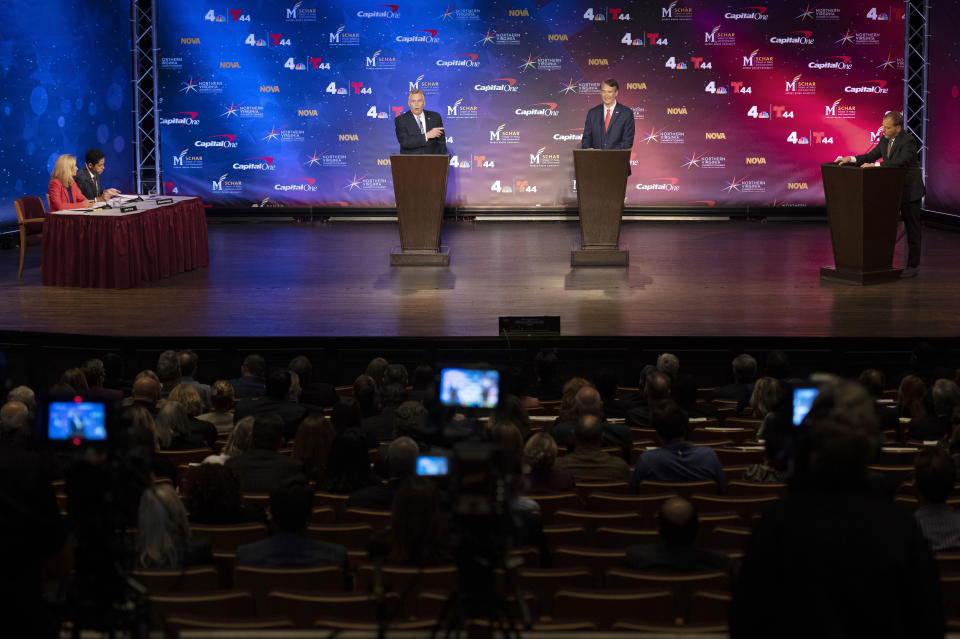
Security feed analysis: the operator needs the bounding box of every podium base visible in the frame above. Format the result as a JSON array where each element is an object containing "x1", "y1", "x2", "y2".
[
  {"x1": 571, "y1": 248, "x2": 629, "y2": 267},
  {"x1": 820, "y1": 266, "x2": 902, "y2": 285},
  {"x1": 390, "y1": 247, "x2": 451, "y2": 266}
]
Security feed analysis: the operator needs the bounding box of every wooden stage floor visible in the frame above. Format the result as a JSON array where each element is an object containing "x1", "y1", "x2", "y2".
[{"x1": 3, "y1": 220, "x2": 958, "y2": 338}]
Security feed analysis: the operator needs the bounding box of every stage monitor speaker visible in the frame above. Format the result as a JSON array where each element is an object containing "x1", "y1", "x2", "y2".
[{"x1": 498, "y1": 316, "x2": 561, "y2": 337}]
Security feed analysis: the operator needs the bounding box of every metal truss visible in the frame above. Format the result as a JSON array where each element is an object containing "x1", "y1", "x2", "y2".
[
  {"x1": 903, "y1": 0, "x2": 928, "y2": 187},
  {"x1": 131, "y1": 0, "x2": 161, "y2": 195}
]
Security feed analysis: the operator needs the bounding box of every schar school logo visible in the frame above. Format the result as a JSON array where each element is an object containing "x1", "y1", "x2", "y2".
[
  {"x1": 785, "y1": 74, "x2": 816, "y2": 95},
  {"x1": 770, "y1": 31, "x2": 814, "y2": 45},
  {"x1": 233, "y1": 157, "x2": 277, "y2": 171},
  {"x1": 195, "y1": 134, "x2": 238, "y2": 148},
  {"x1": 636, "y1": 177, "x2": 681, "y2": 191},
  {"x1": 515, "y1": 102, "x2": 559, "y2": 117},
  {"x1": 725, "y1": 6, "x2": 768, "y2": 20},
  {"x1": 329, "y1": 25, "x2": 360, "y2": 45},
  {"x1": 474, "y1": 77, "x2": 518, "y2": 92},
  {"x1": 809, "y1": 56, "x2": 853, "y2": 70},
  {"x1": 286, "y1": 2, "x2": 318, "y2": 21},
  {"x1": 365, "y1": 50, "x2": 398, "y2": 71},
  {"x1": 529, "y1": 147, "x2": 561, "y2": 167},
  {"x1": 661, "y1": 1, "x2": 693, "y2": 21},
  {"x1": 436, "y1": 53, "x2": 479, "y2": 68},
  {"x1": 211, "y1": 174, "x2": 243, "y2": 192},
  {"x1": 447, "y1": 98, "x2": 479, "y2": 119},
  {"x1": 275, "y1": 178, "x2": 319, "y2": 192},
  {"x1": 742, "y1": 49, "x2": 774, "y2": 70},
  {"x1": 160, "y1": 111, "x2": 200, "y2": 125},
  {"x1": 357, "y1": 4, "x2": 399, "y2": 18},
  {"x1": 489, "y1": 124, "x2": 521, "y2": 144},
  {"x1": 704, "y1": 26, "x2": 735, "y2": 45},
  {"x1": 844, "y1": 80, "x2": 889, "y2": 94},
  {"x1": 824, "y1": 98, "x2": 856, "y2": 119},
  {"x1": 408, "y1": 74, "x2": 440, "y2": 94},
  {"x1": 397, "y1": 29, "x2": 439, "y2": 43},
  {"x1": 171, "y1": 148, "x2": 203, "y2": 168}
]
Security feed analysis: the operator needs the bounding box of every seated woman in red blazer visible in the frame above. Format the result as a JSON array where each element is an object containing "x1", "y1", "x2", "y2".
[{"x1": 48, "y1": 154, "x2": 93, "y2": 211}]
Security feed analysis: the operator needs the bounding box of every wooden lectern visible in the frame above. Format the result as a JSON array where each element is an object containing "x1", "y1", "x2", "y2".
[
  {"x1": 820, "y1": 163, "x2": 905, "y2": 285},
  {"x1": 389, "y1": 154, "x2": 450, "y2": 266},
  {"x1": 572, "y1": 149, "x2": 630, "y2": 266}
]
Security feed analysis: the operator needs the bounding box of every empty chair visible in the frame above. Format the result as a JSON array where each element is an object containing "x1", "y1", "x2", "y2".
[
  {"x1": 875, "y1": 447, "x2": 921, "y2": 466},
  {"x1": 416, "y1": 590, "x2": 537, "y2": 622},
  {"x1": 157, "y1": 448, "x2": 214, "y2": 467},
  {"x1": 722, "y1": 466, "x2": 749, "y2": 481},
  {"x1": 242, "y1": 493, "x2": 271, "y2": 510},
  {"x1": 306, "y1": 523, "x2": 373, "y2": 550},
  {"x1": 314, "y1": 618, "x2": 437, "y2": 630},
  {"x1": 869, "y1": 465, "x2": 914, "y2": 491},
  {"x1": 543, "y1": 524, "x2": 588, "y2": 548},
  {"x1": 132, "y1": 566, "x2": 219, "y2": 594},
  {"x1": 554, "y1": 510, "x2": 643, "y2": 544},
  {"x1": 14, "y1": 196, "x2": 45, "y2": 279},
  {"x1": 637, "y1": 480, "x2": 718, "y2": 498},
  {"x1": 355, "y1": 564, "x2": 457, "y2": 612},
  {"x1": 515, "y1": 567, "x2": 592, "y2": 618},
  {"x1": 191, "y1": 523, "x2": 269, "y2": 554},
  {"x1": 264, "y1": 591, "x2": 392, "y2": 628},
  {"x1": 702, "y1": 525, "x2": 752, "y2": 552},
  {"x1": 723, "y1": 417, "x2": 763, "y2": 429},
  {"x1": 532, "y1": 620, "x2": 598, "y2": 631},
  {"x1": 553, "y1": 546, "x2": 628, "y2": 586},
  {"x1": 585, "y1": 492, "x2": 673, "y2": 527},
  {"x1": 689, "y1": 590, "x2": 733, "y2": 625},
  {"x1": 725, "y1": 481, "x2": 787, "y2": 497},
  {"x1": 309, "y1": 507, "x2": 336, "y2": 524},
  {"x1": 553, "y1": 588, "x2": 675, "y2": 629},
  {"x1": 594, "y1": 526, "x2": 659, "y2": 549},
  {"x1": 605, "y1": 570, "x2": 730, "y2": 622},
  {"x1": 149, "y1": 589, "x2": 256, "y2": 629},
  {"x1": 343, "y1": 507, "x2": 392, "y2": 531},
  {"x1": 313, "y1": 492, "x2": 350, "y2": 520},
  {"x1": 165, "y1": 615, "x2": 294, "y2": 632},
  {"x1": 574, "y1": 482, "x2": 630, "y2": 501},
  {"x1": 234, "y1": 565, "x2": 345, "y2": 610},
  {"x1": 525, "y1": 493, "x2": 581, "y2": 522},
  {"x1": 691, "y1": 428, "x2": 755, "y2": 445},
  {"x1": 690, "y1": 494, "x2": 779, "y2": 523}
]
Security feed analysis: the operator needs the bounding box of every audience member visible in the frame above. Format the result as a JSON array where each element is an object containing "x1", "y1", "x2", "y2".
[
  {"x1": 186, "y1": 463, "x2": 263, "y2": 525},
  {"x1": 750, "y1": 376, "x2": 781, "y2": 439},
  {"x1": 657, "y1": 352, "x2": 680, "y2": 382},
  {"x1": 897, "y1": 374, "x2": 928, "y2": 423},
  {"x1": 156, "y1": 401, "x2": 210, "y2": 450},
  {"x1": 625, "y1": 497, "x2": 733, "y2": 573},
  {"x1": 236, "y1": 479, "x2": 349, "y2": 575},
  {"x1": 393, "y1": 400, "x2": 426, "y2": 446},
  {"x1": 135, "y1": 483, "x2": 212, "y2": 569},
  {"x1": 317, "y1": 428, "x2": 374, "y2": 494},
  {"x1": 909, "y1": 379, "x2": 959, "y2": 442},
  {"x1": 353, "y1": 374, "x2": 380, "y2": 419},
  {"x1": 731, "y1": 380, "x2": 943, "y2": 637},
  {"x1": 348, "y1": 436, "x2": 419, "y2": 509},
  {"x1": 555, "y1": 385, "x2": 631, "y2": 459},
  {"x1": 204, "y1": 416, "x2": 254, "y2": 465},
  {"x1": 490, "y1": 394, "x2": 533, "y2": 440},
  {"x1": 713, "y1": 353, "x2": 757, "y2": 408},
  {"x1": 197, "y1": 380, "x2": 236, "y2": 434},
  {"x1": 230, "y1": 354, "x2": 267, "y2": 399},
  {"x1": 859, "y1": 368, "x2": 901, "y2": 438},
  {"x1": 365, "y1": 357, "x2": 390, "y2": 392},
  {"x1": 523, "y1": 432, "x2": 576, "y2": 494},
  {"x1": 387, "y1": 477, "x2": 451, "y2": 566},
  {"x1": 102, "y1": 352, "x2": 131, "y2": 395},
  {"x1": 47, "y1": 153, "x2": 92, "y2": 211},
  {"x1": 178, "y1": 350, "x2": 211, "y2": 410},
  {"x1": 156, "y1": 350, "x2": 181, "y2": 398},
  {"x1": 80, "y1": 359, "x2": 123, "y2": 400},
  {"x1": 289, "y1": 355, "x2": 339, "y2": 407},
  {"x1": 763, "y1": 349, "x2": 793, "y2": 381},
  {"x1": 6, "y1": 386, "x2": 36, "y2": 418},
  {"x1": 914, "y1": 447, "x2": 960, "y2": 551},
  {"x1": 226, "y1": 414, "x2": 304, "y2": 494},
  {"x1": 234, "y1": 367, "x2": 309, "y2": 443},
  {"x1": 169, "y1": 383, "x2": 217, "y2": 448},
  {"x1": 0, "y1": 401, "x2": 30, "y2": 446},
  {"x1": 292, "y1": 416, "x2": 335, "y2": 485},
  {"x1": 60, "y1": 368, "x2": 89, "y2": 393},
  {"x1": 555, "y1": 414, "x2": 630, "y2": 483},
  {"x1": 362, "y1": 382, "x2": 405, "y2": 445},
  {"x1": 407, "y1": 364, "x2": 435, "y2": 402},
  {"x1": 743, "y1": 435, "x2": 785, "y2": 484},
  {"x1": 626, "y1": 370, "x2": 672, "y2": 428},
  {"x1": 331, "y1": 397, "x2": 363, "y2": 433},
  {"x1": 632, "y1": 401, "x2": 725, "y2": 491},
  {"x1": 672, "y1": 373, "x2": 718, "y2": 420},
  {"x1": 594, "y1": 369, "x2": 634, "y2": 418},
  {"x1": 555, "y1": 377, "x2": 593, "y2": 426},
  {"x1": 127, "y1": 373, "x2": 161, "y2": 414}
]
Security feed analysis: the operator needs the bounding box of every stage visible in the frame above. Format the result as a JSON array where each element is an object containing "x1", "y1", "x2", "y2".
[{"x1": 4, "y1": 220, "x2": 958, "y2": 338}]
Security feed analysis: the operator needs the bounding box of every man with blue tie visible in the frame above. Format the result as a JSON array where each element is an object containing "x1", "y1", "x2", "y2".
[
  {"x1": 581, "y1": 78, "x2": 635, "y2": 152},
  {"x1": 394, "y1": 88, "x2": 447, "y2": 154}
]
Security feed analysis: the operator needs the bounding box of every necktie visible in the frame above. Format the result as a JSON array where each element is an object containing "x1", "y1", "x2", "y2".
[
  {"x1": 604, "y1": 108, "x2": 611, "y2": 132},
  {"x1": 886, "y1": 137, "x2": 894, "y2": 159},
  {"x1": 418, "y1": 115, "x2": 425, "y2": 135}
]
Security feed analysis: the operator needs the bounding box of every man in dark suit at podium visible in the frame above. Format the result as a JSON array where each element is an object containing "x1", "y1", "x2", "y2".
[
  {"x1": 836, "y1": 111, "x2": 925, "y2": 278},
  {"x1": 395, "y1": 88, "x2": 447, "y2": 154},
  {"x1": 581, "y1": 78, "x2": 635, "y2": 152}
]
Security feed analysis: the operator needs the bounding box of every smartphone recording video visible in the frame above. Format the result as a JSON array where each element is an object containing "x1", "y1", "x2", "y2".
[
  {"x1": 438, "y1": 368, "x2": 499, "y2": 409},
  {"x1": 792, "y1": 387, "x2": 819, "y2": 426},
  {"x1": 416, "y1": 455, "x2": 449, "y2": 476},
  {"x1": 45, "y1": 397, "x2": 108, "y2": 444}
]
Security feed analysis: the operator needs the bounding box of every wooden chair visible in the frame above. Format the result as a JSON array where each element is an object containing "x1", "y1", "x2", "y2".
[
  {"x1": 702, "y1": 525, "x2": 752, "y2": 552},
  {"x1": 191, "y1": 523, "x2": 269, "y2": 553},
  {"x1": 631, "y1": 427, "x2": 657, "y2": 442},
  {"x1": 132, "y1": 566, "x2": 219, "y2": 594},
  {"x1": 637, "y1": 480, "x2": 718, "y2": 498},
  {"x1": 612, "y1": 621, "x2": 728, "y2": 633},
  {"x1": 553, "y1": 588, "x2": 675, "y2": 629},
  {"x1": 714, "y1": 448, "x2": 766, "y2": 467},
  {"x1": 148, "y1": 589, "x2": 255, "y2": 629},
  {"x1": 306, "y1": 523, "x2": 373, "y2": 549},
  {"x1": 875, "y1": 447, "x2": 921, "y2": 466},
  {"x1": 532, "y1": 620, "x2": 598, "y2": 631},
  {"x1": 165, "y1": 615, "x2": 294, "y2": 631},
  {"x1": 14, "y1": 196, "x2": 45, "y2": 279},
  {"x1": 554, "y1": 510, "x2": 643, "y2": 544},
  {"x1": 309, "y1": 507, "x2": 336, "y2": 524},
  {"x1": 942, "y1": 574, "x2": 960, "y2": 619},
  {"x1": 691, "y1": 494, "x2": 779, "y2": 523},
  {"x1": 264, "y1": 591, "x2": 392, "y2": 628},
  {"x1": 593, "y1": 526, "x2": 659, "y2": 549},
  {"x1": 314, "y1": 618, "x2": 437, "y2": 630},
  {"x1": 724, "y1": 417, "x2": 762, "y2": 429},
  {"x1": 689, "y1": 590, "x2": 733, "y2": 625},
  {"x1": 722, "y1": 465, "x2": 749, "y2": 481},
  {"x1": 416, "y1": 590, "x2": 538, "y2": 622},
  {"x1": 234, "y1": 565, "x2": 345, "y2": 610},
  {"x1": 156, "y1": 448, "x2": 213, "y2": 467},
  {"x1": 515, "y1": 568, "x2": 592, "y2": 618},
  {"x1": 543, "y1": 523, "x2": 588, "y2": 548},
  {"x1": 574, "y1": 481, "x2": 630, "y2": 500},
  {"x1": 242, "y1": 493, "x2": 271, "y2": 510},
  {"x1": 343, "y1": 507, "x2": 392, "y2": 531},
  {"x1": 212, "y1": 552, "x2": 235, "y2": 588},
  {"x1": 695, "y1": 514, "x2": 742, "y2": 546},
  {"x1": 525, "y1": 493, "x2": 581, "y2": 522},
  {"x1": 869, "y1": 465, "x2": 914, "y2": 490},
  {"x1": 552, "y1": 546, "x2": 628, "y2": 586},
  {"x1": 691, "y1": 428, "x2": 755, "y2": 445},
  {"x1": 688, "y1": 417, "x2": 721, "y2": 429},
  {"x1": 725, "y1": 481, "x2": 787, "y2": 497},
  {"x1": 313, "y1": 491, "x2": 350, "y2": 520},
  {"x1": 604, "y1": 569, "x2": 730, "y2": 623},
  {"x1": 585, "y1": 492, "x2": 673, "y2": 527},
  {"x1": 936, "y1": 552, "x2": 960, "y2": 574},
  {"x1": 355, "y1": 564, "x2": 457, "y2": 612}
]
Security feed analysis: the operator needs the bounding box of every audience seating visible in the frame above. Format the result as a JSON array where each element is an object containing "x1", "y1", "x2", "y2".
[
  {"x1": 702, "y1": 525, "x2": 752, "y2": 552},
  {"x1": 264, "y1": 591, "x2": 393, "y2": 628},
  {"x1": 313, "y1": 492, "x2": 350, "y2": 520},
  {"x1": 191, "y1": 523, "x2": 269, "y2": 553},
  {"x1": 574, "y1": 482, "x2": 630, "y2": 500},
  {"x1": 688, "y1": 590, "x2": 733, "y2": 626},
  {"x1": 306, "y1": 523, "x2": 373, "y2": 549},
  {"x1": 234, "y1": 565, "x2": 345, "y2": 610},
  {"x1": 690, "y1": 494, "x2": 779, "y2": 522},
  {"x1": 343, "y1": 507, "x2": 392, "y2": 530},
  {"x1": 415, "y1": 590, "x2": 538, "y2": 622},
  {"x1": 212, "y1": 552, "x2": 236, "y2": 588},
  {"x1": 605, "y1": 569, "x2": 730, "y2": 623},
  {"x1": 869, "y1": 465, "x2": 915, "y2": 490},
  {"x1": 554, "y1": 510, "x2": 644, "y2": 544},
  {"x1": 942, "y1": 574, "x2": 960, "y2": 619},
  {"x1": 593, "y1": 526, "x2": 659, "y2": 548},
  {"x1": 723, "y1": 417, "x2": 761, "y2": 429},
  {"x1": 525, "y1": 493, "x2": 581, "y2": 522},
  {"x1": 726, "y1": 481, "x2": 787, "y2": 497},
  {"x1": 355, "y1": 564, "x2": 457, "y2": 612},
  {"x1": 631, "y1": 428, "x2": 657, "y2": 442},
  {"x1": 637, "y1": 480, "x2": 718, "y2": 498},
  {"x1": 309, "y1": 507, "x2": 336, "y2": 524},
  {"x1": 722, "y1": 465, "x2": 749, "y2": 481},
  {"x1": 148, "y1": 589, "x2": 256, "y2": 628},
  {"x1": 553, "y1": 588, "x2": 676, "y2": 628},
  {"x1": 714, "y1": 448, "x2": 765, "y2": 466},
  {"x1": 165, "y1": 615, "x2": 295, "y2": 631},
  {"x1": 157, "y1": 449, "x2": 212, "y2": 467},
  {"x1": 515, "y1": 567, "x2": 592, "y2": 618},
  {"x1": 612, "y1": 621, "x2": 729, "y2": 633},
  {"x1": 585, "y1": 491, "x2": 672, "y2": 527},
  {"x1": 552, "y1": 546, "x2": 628, "y2": 586},
  {"x1": 691, "y1": 428, "x2": 755, "y2": 445},
  {"x1": 936, "y1": 552, "x2": 960, "y2": 574},
  {"x1": 13, "y1": 195, "x2": 45, "y2": 279},
  {"x1": 313, "y1": 618, "x2": 437, "y2": 630},
  {"x1": 876, "y1": 447, "x2": 921, "y2": 466},
  {"x1": 132, "y1": 566, "x2": 219, "y2": 594},
  {"x1": 543, "y1": 523, "x2": 588, "y2": 547},
  {"x1": 242, "y1": 493, "x2": 271, "y2": 510}
]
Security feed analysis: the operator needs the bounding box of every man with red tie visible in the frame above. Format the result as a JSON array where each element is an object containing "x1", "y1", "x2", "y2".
[{"x1": 581, "y1": 78, "x2": 635, "y2": 152}]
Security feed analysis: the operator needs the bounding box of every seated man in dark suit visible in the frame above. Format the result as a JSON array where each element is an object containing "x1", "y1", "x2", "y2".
[
  {"x1": 234, "y1": 368, "x2": 308, "y2": 443},
  {"x1": 554, "y1": 414, "x2": 630, "y2": 483},
  {"x1": 229, "y1": 354, "x2": 267, "y2": 400},
  {"x1": 73, "y1": 148, "x2": 120, "y2": 202},
  {"x1": 909, "y1": 379, "x2": 959, "y2": 442},
  {"x1": 553, "y1": 386, "x2": 632, "y2": 460},
  {"x1": 226, "y1": 413, "x2": 305, "y2": 494},
  {"x1": 626, "y1": 497, "x2": 733, "y2": 573},
  {"x1": 347, "y1": 436, "x2": 419, "y2": 510},
  {"x1": 236, "y1": 478, "x2": 350, "y2": 578},
  {"x1": 631, "y1": 401, "x2": 726, "y2": 492},
  {"x1": 914, "y1": 447, "x2": 960, "y2": 551},
  {"x1": 712, "y1": 353, "x2": 757, "y2": 411},
  {"x1": 625, "y1": 371, "x2": 672, "y2": 428},
  {"x1": 289, "y1": 355, "x2": 339, "y2": 408},
  {"x1": 361, "y1": 382, "x2": 405, "y2": 446}
]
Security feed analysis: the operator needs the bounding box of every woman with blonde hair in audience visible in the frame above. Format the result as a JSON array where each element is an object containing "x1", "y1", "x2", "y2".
[
  {"x1": 523, "y1": 432, "x2": 576, "y2": 494},
  {"x1": 750, "y1": 377, "x2": 782, "y2": 439},
  {"x1": 136, "y1": 483, "x2": 212, "y2": 569},
  {"x1": 292, "y1": 415, "x2": 335, "y2": 484},
  {"x1": 197, "y1": 380, "x2": 236, "y2": 434},
  {"x1": 203, "y1": 416, "x2": 254, "y2": 465},
  {"x1": 48, "y1": 153, "x2": 93, "y2": 211},
  {"x1": 169, "y1": 384, "x2": 204, "y2": 418},
  {"x1": 156, "y1": 401, "x2": 207, "y2": 450}
]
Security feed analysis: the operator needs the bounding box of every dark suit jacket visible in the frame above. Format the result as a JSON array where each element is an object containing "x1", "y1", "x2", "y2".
[
  {"x1": 300, "y1": 382, "x2": 339, "y2": 408},
  {"x1": 73, "y1": 166, "x2": 103, "y2": 200},
  {"x1": 361, "y1": 408, "x2": 397, "y2": 445},
  {"x1": 625, "y1": 542, "x2": 733, "y2": 574},
  {"x1": 581, "y1": 102, "x2": 635, "y2": 150},
  {"x1": 225, "y1": 449, "x2": 305, "y2": 494},
  {"x1": 236, "y1": 532, "x2": 349, "y2": 574},
  {"x1": 854, "y1": 130, "x2": 925, "y2": 201},
  {"x1": 346, "y1": 479, "x2": 401, "y2": 510},
  {"x1": 229, "y1": 375, "x2": 265, "y2": 400},
  {"x1": 234, "y1": 398, "x2": 308, "y2": 442},
  {"x1": 553, "y1": 419, "x2": 632, "y2": 460},
  {"x1": 395, "y1": 109, "x2": 447, "y2": 154}
]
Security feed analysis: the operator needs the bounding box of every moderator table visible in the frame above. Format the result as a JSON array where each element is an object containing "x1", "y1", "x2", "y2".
[{"x1": 42, "y1": 196, "x2": 209, "y2": 289}]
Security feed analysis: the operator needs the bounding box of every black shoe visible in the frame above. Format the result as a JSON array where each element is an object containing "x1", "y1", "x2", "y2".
[{"x1": 900, "y1": 267, "x2": 918, "y2": 278}]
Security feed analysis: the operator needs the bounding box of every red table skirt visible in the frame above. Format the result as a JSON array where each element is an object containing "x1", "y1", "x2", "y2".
[{"x1": 42, "y1": 198, "x2": 209, "y2": 289}]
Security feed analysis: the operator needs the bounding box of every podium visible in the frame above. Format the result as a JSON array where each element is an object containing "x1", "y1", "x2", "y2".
[
  {"x1": 572, "y1": 149, "x2": 630, "y2": 266},
  {"x1": 819, "y1": 163, "x2": 905, "y2": 285},
  {"x1": 389, "y1": 154, "x2": 450, "y2": 266}
]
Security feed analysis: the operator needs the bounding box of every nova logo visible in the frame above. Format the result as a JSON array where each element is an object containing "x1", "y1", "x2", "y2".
[
  {"x1": 220, "y1": 61, "x2": 241, "y2": 68},
  {"x1": 705, "y1": 132, "x2": 726, "y2": 139},
  {"x1": 260, "y1": 85, "x2": 280, "y2": 93},
  {"x1": 745, "y1": 157, "x2": 766, "y2": 164},
  {"x1": 588, "y1": 58, "x2": 609, "y2": 65},
  {"x1": 787, "y1": 182, "x2": 809, "y2": 190},
  {"x1": 180, "y1": 37, "x2": 201, "y2": 44},
  {"x1": 338, "y1": 134, "x2": 359, "y2": 141},
  {"x1": 666, "y1": 107, "x2": 688, "y2": 115},
  {"x1": 509, "y1": 9, "x2": 529, "y2": 16},
  {"x1": 298, "y1": 109, "x2": 318, "y2": 116},
  {"x1": 626, "y1": 82, "x2": 647, "y2": 90},
  {"x1": 376, "y1": 158, "x2": 392, "y2": 166},
  {"x1": 548, "y1": 34, "x2": 568, "y2": 41}
]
